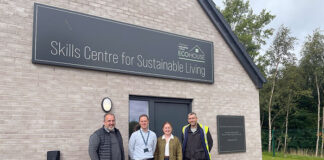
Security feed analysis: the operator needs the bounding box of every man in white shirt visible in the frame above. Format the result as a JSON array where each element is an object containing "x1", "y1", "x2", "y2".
[{"x1": 129, "y1": 114, "x2": 157, "y2": 160}]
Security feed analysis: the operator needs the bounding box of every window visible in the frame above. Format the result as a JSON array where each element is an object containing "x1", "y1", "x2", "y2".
[{"x1": 129, "y1": 100, "x2": 148, "y2": 137}]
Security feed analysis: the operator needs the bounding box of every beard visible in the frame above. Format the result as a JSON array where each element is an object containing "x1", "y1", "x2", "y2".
[{"x1": 106, "y1": 126, "x2": 115, "y2": 131}]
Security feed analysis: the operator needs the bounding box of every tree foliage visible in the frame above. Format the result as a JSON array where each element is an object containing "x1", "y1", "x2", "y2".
[
  {"x1": 221, "y1": 0, "x2": 275, "y2": 61},
  {"x1": 299, "y1": 29, "x2": 324, "y2": 156},
  {"x1": 219, "y1": 0, "x2": 324, "y2": 155},
  {"x1": 260, "y1": 29, "x2": 324, "y2": 156}
]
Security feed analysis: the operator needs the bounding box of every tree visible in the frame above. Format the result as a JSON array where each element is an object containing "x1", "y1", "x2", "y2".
[
  {"x1": 264, "y1": 25, "x2": 296, "y2": 152},
  {"x1": 322, "y1": 88, "x2": 324, "y2": 157},
  {"x1": 278, "y1": 64, "x2": 303, "y2": 153},
  {"x1": 300, "y1": 29, "x2": 324, "y2": 156},
  {"x1": 221, "y1": 0, "x2": 275, "y2": 61}
]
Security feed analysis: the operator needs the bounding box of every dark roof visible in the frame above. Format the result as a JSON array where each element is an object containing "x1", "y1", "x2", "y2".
[{"x1": 198, "y1": 0, "x2": 266, "y2": 89}]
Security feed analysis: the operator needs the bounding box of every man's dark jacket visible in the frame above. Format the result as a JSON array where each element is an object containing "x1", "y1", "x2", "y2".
[
  {"x1": 182, "y1": 124, "x2": 213, "y2": 160},
  {"x1": 89, "y1": 126, "x2": 125, "y2": 160}
]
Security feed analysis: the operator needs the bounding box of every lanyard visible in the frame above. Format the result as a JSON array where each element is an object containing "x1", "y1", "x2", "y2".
[{"x1": 140, "y1": 130, "x2": 150, "y2": 146}]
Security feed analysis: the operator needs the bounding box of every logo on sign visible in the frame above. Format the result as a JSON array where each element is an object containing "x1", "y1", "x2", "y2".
[{"x1": 177, "y1": 43, "x2": 205, "y2": 63}]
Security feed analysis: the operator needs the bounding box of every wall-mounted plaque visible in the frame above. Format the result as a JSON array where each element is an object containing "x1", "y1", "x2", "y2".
[{"x1": 217, "y1": 115, "x2": 246, "y2": 153}]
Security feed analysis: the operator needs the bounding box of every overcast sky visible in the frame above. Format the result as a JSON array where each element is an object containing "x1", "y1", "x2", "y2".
[{"x1": 213, "y1": 0, "x2": 324, "y2": 60}]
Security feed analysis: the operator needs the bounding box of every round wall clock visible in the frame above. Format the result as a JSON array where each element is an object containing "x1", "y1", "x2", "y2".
[{"x1": 101, "y1": 97, "x2": 112, "y2": 113}]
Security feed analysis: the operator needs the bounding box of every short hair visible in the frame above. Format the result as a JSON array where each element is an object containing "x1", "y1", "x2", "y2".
[
  {"x1": 188, "y1": 112, "x2": 197, "y2": 117},
  {"x1": 139, "y1": 114, "x2": 149, "y2": 121},
  {"x1": 103, "y1": 113, "x2": 115, "y2": 121},
  {"x1": 162, "y1": 121, "x2": 173, "y2": 129}
]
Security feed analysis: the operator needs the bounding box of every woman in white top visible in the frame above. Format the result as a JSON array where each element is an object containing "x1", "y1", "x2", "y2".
[{"x1": 154, "y1": 122, "x2": 182, "y2": 160}]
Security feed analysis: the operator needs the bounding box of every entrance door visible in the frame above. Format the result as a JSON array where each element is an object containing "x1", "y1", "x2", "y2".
[
  {"x1": 129, "y1": 96, "x2": 191, "y2": 139},
  {"x1": 154, "y1": 102, "x2": 190, "y2": 138}
]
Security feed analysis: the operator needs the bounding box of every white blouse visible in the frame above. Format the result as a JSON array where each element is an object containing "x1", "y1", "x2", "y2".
[{"x1": 162, "y1": 134, "x2": 174, "y2": 156}]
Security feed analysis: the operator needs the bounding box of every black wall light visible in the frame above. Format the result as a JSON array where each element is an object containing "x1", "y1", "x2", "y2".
[{"x1": 101, "y1": 97, "x2": 112, "y2": 112}]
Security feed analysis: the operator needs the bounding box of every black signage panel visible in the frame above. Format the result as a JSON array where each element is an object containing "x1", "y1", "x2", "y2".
[
  {"x1": 217, "y1": 115, "x2": 246, "y2": 153},
  {"x1": 32, "y1": 3, "x2": 214, "y2": 83}
]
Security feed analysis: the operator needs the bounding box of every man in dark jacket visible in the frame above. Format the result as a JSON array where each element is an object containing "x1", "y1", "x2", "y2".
[
  {"x1": 89, "y1": 113, "x2": 125, "y2": 160},
  {"x1": 182, "y1": 112, "x2": 213, "y2": 160}
]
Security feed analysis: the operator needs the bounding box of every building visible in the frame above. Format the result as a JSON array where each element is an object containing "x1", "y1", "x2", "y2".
[{"x1": 0, "y1": 0, "x2": 265, "y2": 159}]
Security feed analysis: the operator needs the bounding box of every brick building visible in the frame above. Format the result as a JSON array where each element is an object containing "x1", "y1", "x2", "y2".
[{"x1": 0, "y1": 0, "x2": 265, "y2": 159}]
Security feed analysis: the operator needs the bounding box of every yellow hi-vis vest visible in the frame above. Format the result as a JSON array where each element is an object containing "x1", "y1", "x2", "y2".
[{"x1": 182, "y1": 123, "x2": 211, "y2": 160}]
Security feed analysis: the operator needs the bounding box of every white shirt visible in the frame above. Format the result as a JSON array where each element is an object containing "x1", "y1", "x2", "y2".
[
  {"x1": 128, "y1": 128, "x2": 157, "y2": 160},
  {"x1": 162, "y1": 134, "x2": 174, "y2": 156}
]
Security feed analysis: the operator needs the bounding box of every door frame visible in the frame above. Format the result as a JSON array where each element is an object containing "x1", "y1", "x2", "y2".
[{"x1": 129, "y1": 95, "x2": 192, "y2": 132}]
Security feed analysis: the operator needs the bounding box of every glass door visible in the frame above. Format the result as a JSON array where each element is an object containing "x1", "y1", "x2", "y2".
[{"x1": 129, "y1": 95, "x2": 192, "y2": 139}]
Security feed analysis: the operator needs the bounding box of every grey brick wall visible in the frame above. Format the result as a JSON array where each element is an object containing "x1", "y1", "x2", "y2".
[{"x1": 0, "y1": 0, "x2": 262, "y2": 159}]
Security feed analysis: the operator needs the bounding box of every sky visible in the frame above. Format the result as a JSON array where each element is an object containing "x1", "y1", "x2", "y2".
[{"x1": 212, "y1": 0, "x2": 324, "y2": 60}]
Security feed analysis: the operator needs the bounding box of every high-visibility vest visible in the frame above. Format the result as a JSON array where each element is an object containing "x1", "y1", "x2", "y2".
[{"x1": 182, "y1": 123, "x2": 211, "y2": 160}]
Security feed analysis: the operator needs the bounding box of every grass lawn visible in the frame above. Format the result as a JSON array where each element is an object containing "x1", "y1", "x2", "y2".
[{"x1": 263, "y1": 152, "x2": 324, "y2": 160}]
